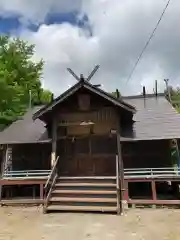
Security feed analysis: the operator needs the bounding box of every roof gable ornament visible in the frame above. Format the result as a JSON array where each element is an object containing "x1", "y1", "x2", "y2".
[
  {"x1": 32, "y1": 65, "x2": 136, "y2": 120},
  {"x1": 67, "y1": 65, "x2": 101, "y2": 88}
]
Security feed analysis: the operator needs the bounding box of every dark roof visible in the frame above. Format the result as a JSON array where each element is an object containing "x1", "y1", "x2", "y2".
[
  {"x1": 33, "y1": 80, "x2": 136, "y2": 120},
  {"x1": 123, "y1": 95, "x2": 180, "y2": 140},
  {"x1": 1, "y1": 94, "x2": 180, "y2": 144},
  {"x1": 123, "y1": 93, "x2": 165, "y2": 99},
  {"x1": 0, "y1": 106, "x2": 50, "y2": 144}
]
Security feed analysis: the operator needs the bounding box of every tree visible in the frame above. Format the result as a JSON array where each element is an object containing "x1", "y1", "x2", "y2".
[
  {"x1": 111, "y1": 89, "x2": 121, "y2": 98},
  {"x1": 165, "y1": 85, "x2": 180, "y2": 113},
  {"x1": 0, "y1": 36, "x2": 52, "y2": 126},
  {"x1": 39, "y1": 89, "x2": 53, "y2": 104}
]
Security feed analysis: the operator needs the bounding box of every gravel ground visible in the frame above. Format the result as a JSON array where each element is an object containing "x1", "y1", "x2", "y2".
[{"x1": 0, "y1": 207, "x2": 180, "y2": 240}]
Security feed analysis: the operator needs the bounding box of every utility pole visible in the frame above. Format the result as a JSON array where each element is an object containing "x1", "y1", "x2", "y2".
[
  {"x1": 164, "y1": 79, "x2": 172, "y2": 103},
  {"x1": 155, "y1": 80, "x2": 158, "y2": 97},
  {"x1": 29, "y1": 90, "x2": 32, "y2": 109}
]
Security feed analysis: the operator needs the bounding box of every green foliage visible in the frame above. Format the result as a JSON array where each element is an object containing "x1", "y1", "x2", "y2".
[
  {"x1": 165, "y1": 86, "x2": 180, "y2": 101},
  {"x1": 111, "y1": 89, "x2": 121, "y2": 98},
  {"x1": 39, "y1": 89, "x2": 53, "y2": 104},
  {"x1": 165, "y1": 86, "x2": 180, "y2": 113},
  {"x1": 0, "y1": 36, "x2": 52, "y2": 126}
]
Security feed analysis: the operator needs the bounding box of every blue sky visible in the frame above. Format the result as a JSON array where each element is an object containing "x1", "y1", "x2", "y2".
[
  {"x1": 0, "y1": 16, "x2": 21, "y2": 34},
  {"x1": 0, "y1": 0, "x2": 179, "y2": 95},
  {"x1": 0, "y1": 12, "x2": 89, "y2": 34}
]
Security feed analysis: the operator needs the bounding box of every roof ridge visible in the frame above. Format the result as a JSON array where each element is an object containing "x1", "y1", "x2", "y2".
[
  {"x1": 123, "y1": 93, "x2": 165, "y2": 99},
  {"x1": 33, "y1": 80, "x2": 136, "y2": 120}
]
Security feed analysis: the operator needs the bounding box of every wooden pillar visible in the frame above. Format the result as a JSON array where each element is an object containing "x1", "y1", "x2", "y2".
[
  {"x1": 116, "y1": 115, "x2": 125, "y2": 215},
  {"x1": 40, "y1": 183, "x2": 44, "y2": 200},
  {"x1": 151, "y1": 180, "x2": 157, "y2": 200},
  {"x1": 0, "y1": 184, "x2": 2, "y2": 206},
  {"x1": 116, "y1": 155, "x2": 121, "y2": 214},
  {"x1": 124, "y1": 180, "x2": 129, "y2": 201},
  {"x1": 3, "y1": 144, "x2": 12, "y2": 172},
  {"x1": 51, "y1": 118, "x2": 57, "y2": 167},
  {"x1": 0, "y1": 148, "x2": 5, "y2": 176},
  {"x1": 32, "y1": 186, "x2": 36, "y2": 199},
  {"x1": 4, "y1": 145, "x2": 8, "y2": 172}
]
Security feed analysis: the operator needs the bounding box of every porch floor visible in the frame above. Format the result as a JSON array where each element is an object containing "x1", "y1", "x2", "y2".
[
  {"x1": 1, "y1": 197, "x2": 44, "y2": 205},
  {"x1": 1, "y1": 168, "x2": 180, "y2": 209}
]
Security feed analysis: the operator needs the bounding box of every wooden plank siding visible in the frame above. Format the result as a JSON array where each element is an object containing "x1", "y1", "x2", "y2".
[
  {"x1": 11, "y1": 143, "x2": 51, "y2": 171},
  {"x1": 57, "y1": 135, "x2": 117, "y2": 176},
  {"x1": 47, "y1": 90, "x2": 123, "y2": 177},
  {"x1": 122, "y1": 140, "x2": 171, "y2": 169},
  {"x1": 57, "y1": 107, "x2": 117, "y2": 136}
]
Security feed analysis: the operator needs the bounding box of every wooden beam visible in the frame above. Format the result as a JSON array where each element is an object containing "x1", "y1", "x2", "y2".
[
  {"x1": 124, "y1": 180, "x2": 129, "y2": 201},
  {"x1": 0, "y1": 184, "x2": 2, "y2": 206},
  {"x1": 40, "y1": 183, "x2": 44, "y2": 200},
  {"x1": 0, "y1": 149, "x2": 5, "y2": 176},
  {"x1": 32, "y1": 186, "x2": 36, "y2": 199},
  {"x1": 116, "y1": 155, "x2": 121, "y2": 214},
  {"x1": 151, "y1": 180, "x2": 157, "y2": 200},
  {"x1": 128, "y1": 199, "x2": 180, "y2": 205},
  {"x1": 125, "y1": 178, "x2": 180, "y2": 182},
  {"x1": 64, "y1": 153, "x2": 115, "y2": 159},
  {"x1": 1, "y1": 199, "x2": 44, "y2": 205},
  {"x1": 3, "y1": 145, "x2": 13, "y2": 172},
  {"x1": 51, "y1": 117, "x2": 57, "y2": 166},
  {"x1": 116, "y1": 113, "x2": 124, "y2": 214},
  {"x1": 4, "y1": 144, "x2": 8, "y2": 171},
  {"x1": 0, "y1": 179, "x2": 46, "y2": 185}
]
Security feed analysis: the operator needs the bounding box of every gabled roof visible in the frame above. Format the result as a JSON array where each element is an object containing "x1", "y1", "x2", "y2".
[
  {"x1": 123, "y1": 95, "x2": 180, "y2": 140},
  {"x1": 0, "y1": 106, "x2": 50, "y2": 145},
  {"x1": 1, "y1": 94, "x2": 180, "y2": 144},
  {"x1": 33, "y1": 80, "x2": 136, "y2": 120}
]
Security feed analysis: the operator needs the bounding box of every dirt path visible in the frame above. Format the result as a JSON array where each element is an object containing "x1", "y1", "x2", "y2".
[{"x1": 0, "y1": 207, "x2": 180, "y2": 240}]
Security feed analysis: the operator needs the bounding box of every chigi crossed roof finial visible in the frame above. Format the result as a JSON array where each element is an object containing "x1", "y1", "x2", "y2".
[{"x1": 67, "y1": 65, "x2": 101, "y2": 88}]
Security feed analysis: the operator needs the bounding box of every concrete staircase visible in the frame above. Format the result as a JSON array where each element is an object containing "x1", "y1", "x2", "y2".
[{"x1": 44, "y1": 177, "x2": 117, "y2": 213}]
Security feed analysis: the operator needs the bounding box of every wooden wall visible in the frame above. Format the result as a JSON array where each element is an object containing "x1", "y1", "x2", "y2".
[
  {"x1": 0, "y1": 149, "x2": 3, "y2": 175},
  {"x1": 57, "y1": 135, "x2": 117, "y2": 156},
  {"x1": 57, "y1": 106, "x2": 117, "y2": 137},
  {"x1": 122, "y1": 140, "x2": 171, "y2": 168},
  {"x1": 12, "y1": 143, "x2": 51, "y2": 170},
  {"x1": 47, "y1": 88, "x2": 130, "y2": 139},
  {"x1": 56, "y1": 135, "x2": 117, "y2": 176},
  {"x1": 44, "y1": 88, "x2": 134, "y2": 176}
]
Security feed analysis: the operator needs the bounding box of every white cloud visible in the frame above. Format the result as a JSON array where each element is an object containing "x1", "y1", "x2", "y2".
[
  {"x1": 15, "y1": 0, "x2": 180, "y2": 95},
  {"x1": 21, "y1": 23, "x2": 99, "y2": 95}
]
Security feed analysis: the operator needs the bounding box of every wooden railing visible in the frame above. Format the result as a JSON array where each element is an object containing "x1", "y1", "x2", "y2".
[
  {"x1": 2, "y1": 170, "x2": 51, "y2": 179},
  {"x1": 116, "y1": 155, "x2": 121, "y2": 214},
  {"x1": 43, "y1": 156, "x2": 59, "y2": 213},
  {"x1": 124, "y1": 167, "x2": 180, "y2": 179}
]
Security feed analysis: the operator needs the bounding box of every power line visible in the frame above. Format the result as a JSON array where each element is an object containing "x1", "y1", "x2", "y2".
[{"x1": 126, "y1": 0, "x2": 172, "y2": 84}]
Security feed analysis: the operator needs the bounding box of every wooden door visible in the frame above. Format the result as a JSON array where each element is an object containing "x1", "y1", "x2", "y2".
[
  {"x1": 58, "y1": 136, "x2": 116, "y2": 176},
  {"x1": 93, "y1": 156, "x2": 116, "y2": 176},
  {"x1": 58, "y1": 137, "x2": 93, "y2": 176},
  {"x1": 76, "y1": 157, "x2": 93, "y2": 176}
]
